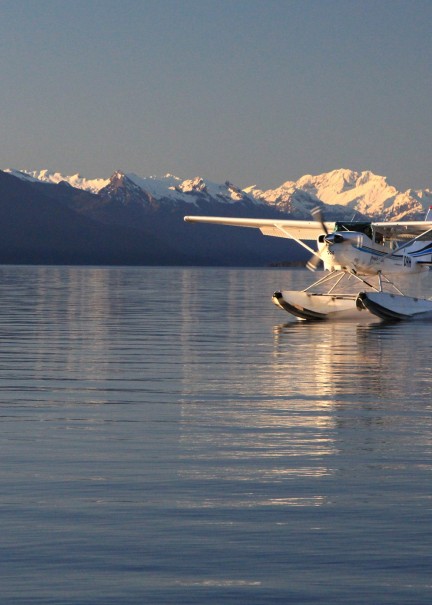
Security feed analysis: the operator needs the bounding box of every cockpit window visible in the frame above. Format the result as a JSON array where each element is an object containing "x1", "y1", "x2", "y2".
[{"x1": 334, "y1": 222, "x2": 372, "y2": 239}]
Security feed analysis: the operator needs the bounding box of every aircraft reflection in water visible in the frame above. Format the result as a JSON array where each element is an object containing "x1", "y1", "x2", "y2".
[
  {"x1": 177, "y1": 274, "x2": 336, "y2": 503},
  {"x1": 272, "y1": 320, "x2": 403, "y2": 400},
  {"x1": 271, "y1": 319, "x2": 432, "y2": 476},
  {"x1": 178, "y1": 318, "x2": 419, "y2": 508}
]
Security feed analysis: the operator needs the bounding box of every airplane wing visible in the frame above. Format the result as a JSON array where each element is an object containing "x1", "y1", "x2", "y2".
[
  {"x1": 184, "y1": 216, "x2": 334, "y2": 240},
  {"x1": 372, "y1": 221, "x2": 432, "y2": 240}
]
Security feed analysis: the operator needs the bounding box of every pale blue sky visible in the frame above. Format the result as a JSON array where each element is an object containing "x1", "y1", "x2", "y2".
[{"x1": 1, "y1": 0, "x2": 431, "y2": 190}]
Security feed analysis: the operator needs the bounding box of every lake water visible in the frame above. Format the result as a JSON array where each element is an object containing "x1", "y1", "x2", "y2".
[{"x1": 1, "y1": 265, "x2": 431, "y2": 604}]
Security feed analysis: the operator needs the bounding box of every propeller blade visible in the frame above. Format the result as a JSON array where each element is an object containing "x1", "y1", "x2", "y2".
[
  {"x1": 306, "y1": 253, "x2": 323, "y2": 271},
  {"x1": 306, "y1": 206, "x2": 330, "y2": 271},
  {"x1": 307, "y1": 244, "x2": 329, "y2": 271},
  {"x1": 311, "y1": 205, "x2": 329, "y2": 235}
]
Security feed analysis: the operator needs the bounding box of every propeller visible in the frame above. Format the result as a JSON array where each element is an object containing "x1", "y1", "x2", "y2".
[
  {"x1": 306, "y1": 206, "x2": 330, "y2": 271},
  {"x1": 311, "y1": 205, "x2": 329, "y2": 235},
  {"x1": 306, "y1": 250, "x2": 324, "y2": 271},
  {"x1": 307, "y1": 209, "x2": 365, "y2": 271}
]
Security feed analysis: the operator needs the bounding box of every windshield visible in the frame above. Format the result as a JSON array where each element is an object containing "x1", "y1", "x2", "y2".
[{"x1": 334, "y1": 221, "x2": 372, "y2": 239}]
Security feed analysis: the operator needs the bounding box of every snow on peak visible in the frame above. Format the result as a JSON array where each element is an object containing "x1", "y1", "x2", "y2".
[
  {"x1": 3, "y1": 168, "x2": 255, "y2": 205},
  {"x1": 4, "y1": 168, "x2": 42, "y2": 183},
  {"x1": 246, "y1": 168, "x2": 432, "y2": 219},
  {"x1": 296, "y1": 168, "x2": 359, "y2": 194},
  {"x1": 178, "y1": 177, "x2": 207, "y2": 194},
  {"x1": 121, "y1": 173, "x2": 256, "y2": 204},
  {"x1": 124, "y1": 173, "x2": 183, "y2": 199},
  {"x1": 4, "y1": 168, "x2": 110, "y2": 193},
  {"x1": 5, "y1": 166, "x2": 431, "y2": 220},
  {"x1": 296, "y1": 169, "x2": 401, "y2": 216}
]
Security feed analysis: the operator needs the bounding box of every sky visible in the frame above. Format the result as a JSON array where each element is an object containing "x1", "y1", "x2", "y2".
[{"x1": 1, "y1": 0, "x2": 431, "y2": 191}]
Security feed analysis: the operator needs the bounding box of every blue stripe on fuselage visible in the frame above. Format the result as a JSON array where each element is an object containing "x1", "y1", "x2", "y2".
[
  {"x1": 354, "y1": 244, "x2": 432, "y2": 258},
  {"x1": 354, "y1": 245, "x2": 402, "y2": 258}
]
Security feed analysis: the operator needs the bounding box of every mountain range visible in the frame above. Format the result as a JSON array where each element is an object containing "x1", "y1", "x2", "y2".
[{"x1": 1, "y1": 167, "x2": 431, "y2": 266}]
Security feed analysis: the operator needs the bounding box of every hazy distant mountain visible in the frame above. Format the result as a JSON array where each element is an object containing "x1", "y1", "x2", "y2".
[{"x1": 2, "y1": 166, "x2": 431, "y2": 266}]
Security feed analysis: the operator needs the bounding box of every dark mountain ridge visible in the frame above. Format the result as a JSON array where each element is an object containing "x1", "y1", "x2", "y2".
[{"x1": 0, "y1": 171, "x2": 190, "y2": 265}]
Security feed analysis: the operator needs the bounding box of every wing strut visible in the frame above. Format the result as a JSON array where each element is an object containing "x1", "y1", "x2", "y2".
[{"x1": 274, "y1": 224, "x2": 316, "y2": 255}]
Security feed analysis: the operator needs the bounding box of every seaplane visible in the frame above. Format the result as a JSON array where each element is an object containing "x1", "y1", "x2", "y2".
[{"x1": 184, "y1": 207, "x2": 432, "y2": 321}]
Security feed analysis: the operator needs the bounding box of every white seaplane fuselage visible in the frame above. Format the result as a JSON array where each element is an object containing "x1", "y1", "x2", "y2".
[{"x1": 318, "y1": 231, "x2": 431, "y2": 276}]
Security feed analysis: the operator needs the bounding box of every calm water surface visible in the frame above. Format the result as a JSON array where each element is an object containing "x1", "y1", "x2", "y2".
[{"x1": 0, "y1": 265, "x2": 431, "y2": 604}]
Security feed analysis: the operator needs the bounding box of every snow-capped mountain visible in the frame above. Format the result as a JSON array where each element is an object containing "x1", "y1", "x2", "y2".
[
  {"x1": 5, "y1": 166, "x2": 432, "y2": 220},
  {"x1": 247, "y1": 169, "x2": 432, "y2": 221},
  {"x1": 6, "y1": 169, "x2": 262, "y2": 207},
  {"x1": 123, "y1": 173, "x2": 257, "y2": 205},
  {"x1": 4, "y1": 168, "x2": 110, "y2": 194},
  {"x1": 2, "y1": 166, "x2": 432, "y2": 267}
]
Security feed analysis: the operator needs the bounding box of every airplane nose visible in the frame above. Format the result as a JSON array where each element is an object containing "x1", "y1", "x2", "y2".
[{"x1": 324, "y1": 233, "x2": 345, "y2": 245}]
